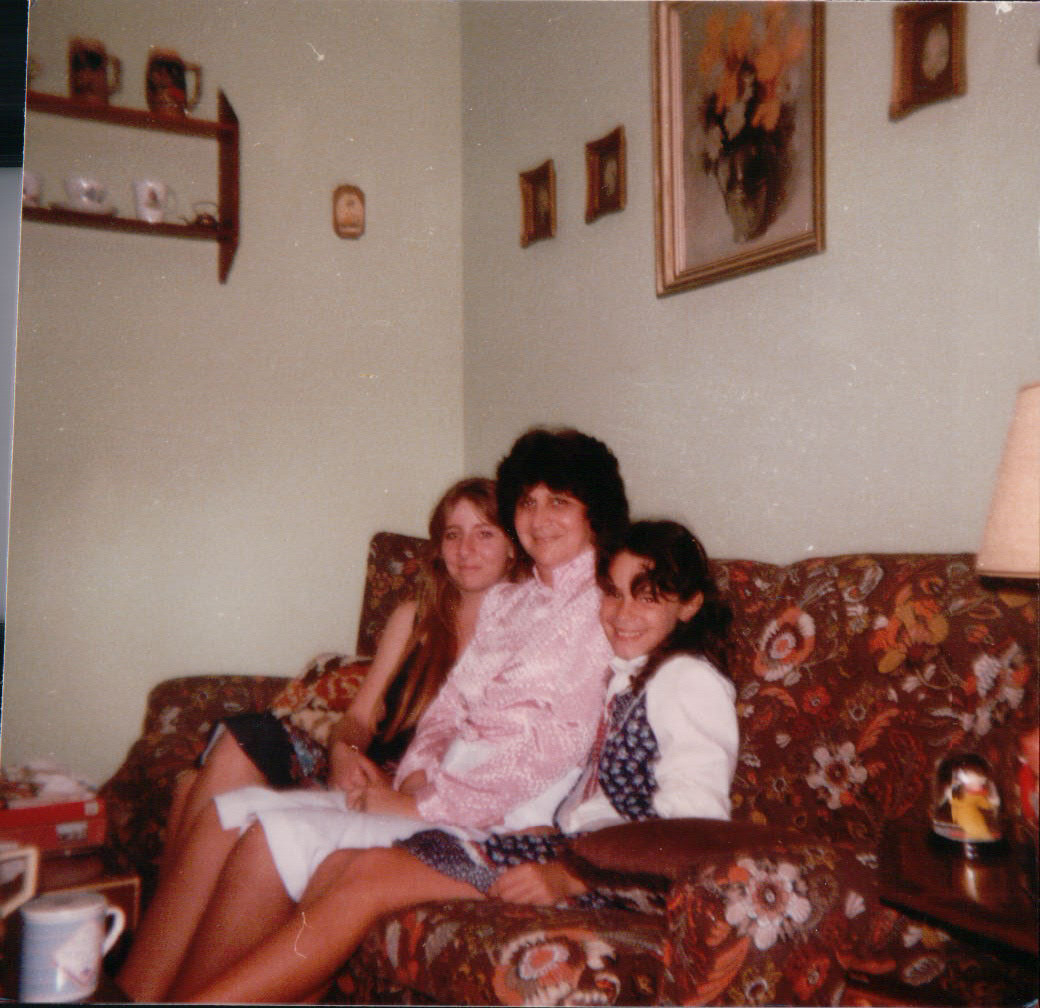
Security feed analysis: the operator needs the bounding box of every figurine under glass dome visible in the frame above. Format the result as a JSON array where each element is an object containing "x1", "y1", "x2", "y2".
[{"x1": 931, "y1": 753, "x2": 1003, "y2": 851}]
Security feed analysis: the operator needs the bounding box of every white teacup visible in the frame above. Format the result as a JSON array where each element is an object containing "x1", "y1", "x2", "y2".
[
  {"x1": 132, "y1": 178, "x2": 178, "y2": 224},
  {"x1": 19, "y1": 890, "x2": 126, "y2": 1002},
  {"x1": 0, "y1": 841, "x2": 39, "y2": 917},
  {"x1": 21, "y1": 171, "x2": 42, "y2": 208},
  {"x1": 63, "y1": 176, "x2": 109, "y2": 214}
]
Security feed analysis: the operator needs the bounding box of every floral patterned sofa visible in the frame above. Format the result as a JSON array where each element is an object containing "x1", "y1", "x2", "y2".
[{"x1": 99, "y1": 533, "x2": 1038, "y2": 1006}]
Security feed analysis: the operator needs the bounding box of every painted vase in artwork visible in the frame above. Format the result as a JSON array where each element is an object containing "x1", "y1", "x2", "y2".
[{"x1": 694, "y1": 6, "x2": 807, "y2": 243}]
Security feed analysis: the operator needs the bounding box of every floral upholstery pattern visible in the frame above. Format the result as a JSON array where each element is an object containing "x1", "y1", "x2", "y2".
[
  {"x1": 355, "y1": 532, "x2": 426, "y2": 657},
  {"x1": 99, "y1": 540, "x2": 1038, "y2": 1005},
  {"x1": 340, "y1": 901, "x2": 667, "y2": 1006},
  {"x1": 269, "y1": 654, "x2": 371, "y2": 746}
]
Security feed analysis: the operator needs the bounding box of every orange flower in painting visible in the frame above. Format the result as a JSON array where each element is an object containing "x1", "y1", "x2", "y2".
[
  {"x1": 754, "y1": 43, "x2": 783, "y2": 84},
  {"x1": 728, "y1": 10, "x2": 754, "y2": 60},
  {"x1": 784, "y1": 23, "x2": 809, "y2": 64},
  {"x1": 717, "y1": 69, "x2": 740, "y2": 112},
  {"x1": 752, "y1": 94, "x2": 782, "y2": 131}
]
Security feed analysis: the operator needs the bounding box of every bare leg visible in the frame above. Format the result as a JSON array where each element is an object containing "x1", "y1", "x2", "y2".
[
  {"x1": 116, "y1": 801, "x2": 243, "y2": 1002},
  {"x1": 156, "y1": 769, "x2": 197, "y2": 886},
  {"x1": 161, "y1": 732, "x2": 264, "y2": 870},
  {"x1": 164, "y1": 822, "x2": 299, "y2": 998},
  {"x1": 182, "y1": 847, "x2": 484, "y2": 1004}
]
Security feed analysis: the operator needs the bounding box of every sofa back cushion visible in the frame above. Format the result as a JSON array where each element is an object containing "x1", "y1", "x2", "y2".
[
  {"x1": 355, "y1": 532, "x2": 427, "y2": 656},
  {"x1": 719, "y1": 553, "x2": 1037, "y2": 846}
]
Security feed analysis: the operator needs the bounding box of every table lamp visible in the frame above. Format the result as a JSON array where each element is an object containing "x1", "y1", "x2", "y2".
[{"x1": 976, "y1": 380, "x2": 1040, "y2": 579}]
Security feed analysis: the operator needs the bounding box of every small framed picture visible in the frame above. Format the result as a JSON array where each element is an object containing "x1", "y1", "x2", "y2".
[
  {"x1": 332, "y1": 184, "x2": 365, "y2": 238},
  {"x1": 585, "y1": 126, "x2": 626, "y2": 223},
  {"x1": 519, "y1": 160, "x2": 556, "y2": 247},
  {"x1": 889, "y1": 2, "x2": 965, "y2": 121}
]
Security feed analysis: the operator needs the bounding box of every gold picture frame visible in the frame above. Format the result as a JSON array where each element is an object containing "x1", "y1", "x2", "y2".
[
  {"x1": 889, "y1": 2, "x2": 966, "y2": 121},
  {"x1": 519, "y1": 160, "x2": 556, "y2": 247},
  {"x1": 585, "y1": 125, "x2": 626, "y2": 223},
  {"x1": 651, "y1": 1, "x2": 825, "y2": 295}
]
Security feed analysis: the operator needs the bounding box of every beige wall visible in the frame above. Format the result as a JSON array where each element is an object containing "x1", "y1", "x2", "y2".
[
  {"x1": 4, "y1": 1, "x2": 1038, "y2": 785},
  {"x1": 461, "y1": 1, "x2": 1039, "y2": 562},
  {"x1": 4, "y1": 0, "x2": 464, "y2": 781}
]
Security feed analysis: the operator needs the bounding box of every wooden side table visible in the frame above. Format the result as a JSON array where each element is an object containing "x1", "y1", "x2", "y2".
[
  {"x1": 36, "y1": 848, "x2": 140, "y2": 934},
  {"x1": 878, "y1": 817, "x2": 1037, "y2": 957},
  {"x1": 842, "y1": 817, "x2": 1038, "y2": 1006}
]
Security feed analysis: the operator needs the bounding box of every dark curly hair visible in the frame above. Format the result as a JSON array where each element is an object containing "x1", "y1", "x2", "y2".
[
  {"x1": 496, "y1": 427, "x2": 629, "y2": 569},
  {"x1": 598, "y1": 519, "x2": 733, "y2": 689}
]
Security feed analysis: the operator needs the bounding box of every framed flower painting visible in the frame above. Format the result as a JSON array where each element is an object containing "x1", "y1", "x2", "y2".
[{"x1": 651, "y1": 1, "x2": 825, "y2": 295}]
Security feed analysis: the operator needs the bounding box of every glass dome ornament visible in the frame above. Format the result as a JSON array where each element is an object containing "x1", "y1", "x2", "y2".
[{"x1": 930, "y1": 753, "x2": 1003, "y2": 853}]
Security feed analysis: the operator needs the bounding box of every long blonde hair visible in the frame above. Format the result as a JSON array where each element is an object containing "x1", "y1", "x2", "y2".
[{"x1": 378, "y1": 477, "x2": 515, "y2": 744}]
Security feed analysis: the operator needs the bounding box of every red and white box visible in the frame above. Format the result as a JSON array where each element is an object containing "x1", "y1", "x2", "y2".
[{"x1": 0, "y1": 796, "x2": 107, "y2": 854}]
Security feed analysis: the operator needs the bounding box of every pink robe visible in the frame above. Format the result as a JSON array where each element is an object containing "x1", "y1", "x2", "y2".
[{"x1": 395, "y1": 547, "x2": 610, "y2": 829}]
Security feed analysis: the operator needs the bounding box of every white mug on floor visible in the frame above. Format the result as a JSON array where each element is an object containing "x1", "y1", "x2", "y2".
[
  {"x1": 0, "y1": 841, "x2": 39, "y2": 917},
  {"x1": 19, "y1": 890, "x2": 125, "y2": 1002},
  {"x1": 132, "y1": 178, "x2": 177, "y2": 223}
]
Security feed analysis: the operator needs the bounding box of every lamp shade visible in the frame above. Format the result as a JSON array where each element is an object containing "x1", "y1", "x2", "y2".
[{"x1": 976, "y1": 381, "x2": 1040, "y2": 578}]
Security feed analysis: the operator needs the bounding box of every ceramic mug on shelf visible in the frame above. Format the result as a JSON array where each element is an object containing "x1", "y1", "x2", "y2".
[
  {"x1": 21, "y1": 171, "x2": 42, "y2": 208},
  {"x1": 0, "y1": 841, "x2": 39, "y2": 918},
  {"x1": 19, "y1": 890, "x2": 126, "y2": 1003},
  {"x1": 146, "y1": 48, "x2": 202, "y2": 116},
  {"x1": 63, "y1": 176, "x2": 110, "y2": 214},
  {"x1": 68, "y1": 37, "x2": 122, "y2": 104},
  {"x1": 132, "y1": 179, "x2": 178, "y2": 224}
]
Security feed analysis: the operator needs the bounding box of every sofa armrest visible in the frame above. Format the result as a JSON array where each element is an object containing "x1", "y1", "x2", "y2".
[
  {"x1": 655, "y1": 833, "x2": 881, "y2": 1007},
  {"x1": 98, "y1": 673, "x2": 291, "y2": 895}
]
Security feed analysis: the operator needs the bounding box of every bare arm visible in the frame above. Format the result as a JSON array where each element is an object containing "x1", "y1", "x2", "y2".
[
  {"x1": 328, "y1": 599, "x2": 418, "y2": 793},
  {"x1": 488, "y1": 861, "x2": 587, "y2": 905}
]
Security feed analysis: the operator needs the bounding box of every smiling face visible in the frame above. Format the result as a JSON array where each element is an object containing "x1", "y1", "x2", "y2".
[
  {"x1": 440, "y1": 496, "x2": 514, "y2": 597},
  {"x1": 600, "y1": 550, "x2": 703, "y2": 661},
  {"x1": 513, "y1": 483, "x2": 594, "y2": 582}
]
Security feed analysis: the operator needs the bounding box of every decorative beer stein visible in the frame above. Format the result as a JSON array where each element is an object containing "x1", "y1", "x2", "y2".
[
  {"x1": 146, "y1": 48, "x2": 202, "y2": 116},
  {"x1": 68, "y1": 38, "x2": 122, "y2": 104}
]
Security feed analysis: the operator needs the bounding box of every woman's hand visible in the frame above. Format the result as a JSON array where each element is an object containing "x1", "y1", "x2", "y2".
[
  {"x1": 350, "y1": 783, "x2": 419, "y2": 819},
  {"x1": 329, "y1": 742, "x2": 384, "y2": 799},
  {"x1": 487, "y1": 861, "x2": 587, "y2": 905}
]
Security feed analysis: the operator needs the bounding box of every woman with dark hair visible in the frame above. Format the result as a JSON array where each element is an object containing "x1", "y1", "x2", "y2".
[
  {"x1": 120, "y1": 428, "x2": 630, "y2": 1003},
  {"x1": 173, "y1": 518, "x2": 738, "y2": 1005}
]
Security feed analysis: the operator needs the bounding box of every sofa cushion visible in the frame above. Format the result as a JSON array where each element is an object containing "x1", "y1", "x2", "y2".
[
  {"x1": 339, "y1": 899, "x2": 668, "y2": 1006},
  {"x1": 268, "y1": 653, "x2": 371, "y2": 746}
]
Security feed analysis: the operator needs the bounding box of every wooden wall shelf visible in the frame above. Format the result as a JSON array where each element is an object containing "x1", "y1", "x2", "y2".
[{"x1": 23, "y1": 90, "x2": 240, "y2": 283}]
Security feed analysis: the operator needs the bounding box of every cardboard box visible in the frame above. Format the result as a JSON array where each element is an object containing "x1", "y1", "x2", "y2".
[{"x1": 0, "y1": 797, "x2": 106, "y2": 854}]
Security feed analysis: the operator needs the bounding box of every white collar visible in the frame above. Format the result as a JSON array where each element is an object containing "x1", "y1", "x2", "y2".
[{"x1": 532, "y1": 546, "x2": 597, "y2": 594}]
